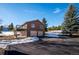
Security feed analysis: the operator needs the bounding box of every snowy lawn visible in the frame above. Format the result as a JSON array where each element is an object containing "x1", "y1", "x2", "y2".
[
  {"x1": 0, "y1": 31, "x2": 14, "y2": 36},
  {"x1": 45, "y1": 30, "x2": 62, "y2": 38},
  {"x1": 42, "y1": 30, "x2": 65, "y2": 43},
  {"x1": 0, "y1": 37, "x2": 39, "y2": 49}
]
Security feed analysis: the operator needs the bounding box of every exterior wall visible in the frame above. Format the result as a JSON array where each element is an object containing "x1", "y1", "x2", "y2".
[
  {"x1": 38, "y1": 31, "x2": 44, "y2": 36},
  {"x1": 30, "y1": 31, "x2": 37, "y2": 37},
  {"x1": 26, "y1": 20, "x2": 45, "y2": 37},
  {"x1": 22, "y1": 24, "x2": 27, "y2": 29},
  {"x1": 17, "y1": 30, "x2": 27, "y2": 37},
  {"x1": 17, "y1": 20, "x2": 45, "y2": 37}
]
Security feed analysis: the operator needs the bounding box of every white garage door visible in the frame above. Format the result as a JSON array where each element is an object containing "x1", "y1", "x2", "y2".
[
  {"x1": 38, "y1": 31, "x2": 43, "y2": 36},
  {"x1": 30, "y1": 31, "x2": 37, "y2": 37}
]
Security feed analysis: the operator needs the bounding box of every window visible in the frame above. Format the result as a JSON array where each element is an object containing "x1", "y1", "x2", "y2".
[
  {"x1": 31, "y1": 23, "x2": 35, "y2": 28},
  {"x1": 39, "y1": 25, "x2": 43, "y2": 29}
]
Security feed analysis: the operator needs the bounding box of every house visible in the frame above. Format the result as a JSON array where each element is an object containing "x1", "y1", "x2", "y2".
[{"x1": 16, "y1": 20, "x2": 45, "y2": 38}]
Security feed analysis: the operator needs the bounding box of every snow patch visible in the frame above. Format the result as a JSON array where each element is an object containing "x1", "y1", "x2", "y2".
[
  {"x1": 0, "y1": 37, "x2": 39, "y2": 49},
  {"x1": 0, "y1": 31, "x2": 14, "y2": 36},
  {"x1": 45, "y1": 30, "x2": 62, "y2": 37}
]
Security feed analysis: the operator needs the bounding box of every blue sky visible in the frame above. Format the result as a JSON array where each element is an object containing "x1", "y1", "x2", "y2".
[{"x1": 0, "y1": 3, "x2": 79, "y2": 27}]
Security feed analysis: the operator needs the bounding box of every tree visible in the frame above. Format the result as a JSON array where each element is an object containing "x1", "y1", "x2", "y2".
[
  {"x1": 62, "y1": 4, "x2": 79, "y2": 36},
  {"x1": 48, "y1": 25, "x2": 63, "y2": 31},
  {"x1": 0, "y1": 26, "x2": 3, "y2": 33},
  {"x1": 42, "y1": 18, "x2": 48, "y2": 31},
  {"x1": 8, "y1": 23, "x2": 14, "y2": 31},
  {"x1": 0, "y1": 19, "x2": 2, "y2": 33}
]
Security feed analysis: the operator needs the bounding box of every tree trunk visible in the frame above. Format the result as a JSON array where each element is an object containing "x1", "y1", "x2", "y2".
[{"x1": 69, "y1": 33, "x2": 72, "y2": 37}]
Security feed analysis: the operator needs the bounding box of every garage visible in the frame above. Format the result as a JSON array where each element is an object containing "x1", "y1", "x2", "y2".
[
  {"x1": 16, "y1": 30, "x2": 27, "y2": 38},
  {"x1": 38, "y1": 31, "x2": 43, "y2": 36},
  {"x1": 30, "y1": 31, "x2": 37, "y2": 37}
]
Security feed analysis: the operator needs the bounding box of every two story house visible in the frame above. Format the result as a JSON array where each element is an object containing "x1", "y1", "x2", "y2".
[{"x1": 16, "y1": 20, "x2": 45, "y2": 37}]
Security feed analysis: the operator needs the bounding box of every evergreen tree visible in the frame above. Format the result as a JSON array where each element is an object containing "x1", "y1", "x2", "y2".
[
  {"x1": 0, "y1": 19, "x2": 2, "y2": 33},
  {"x1": 42, "y1": 18, "x2": 48, "y2": 31},
  {"x1": 48, "y1": 25, "x2": 62, "y2": 31},
  {"x1": 0, "y1": 26, "x2": 3, "y2": 33},
  {"x1": 9, "y1": 23, "x2": 14, "y2": 31},
  {"x1": 62, "y1": 4, "x2": 79, "y2": 36}
]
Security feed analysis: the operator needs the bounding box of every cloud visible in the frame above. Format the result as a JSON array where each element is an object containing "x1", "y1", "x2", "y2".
[{"x1": 53, "y1": 8, "x2": 61, "y2": 14}]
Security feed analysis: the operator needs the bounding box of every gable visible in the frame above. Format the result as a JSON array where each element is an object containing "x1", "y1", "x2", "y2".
[
  {"x1": 17, "y1": 20, "x2": 44, "y2": 30},
  {"x1": 22, "y1": 20, "x2": 44, "y2": 27}
]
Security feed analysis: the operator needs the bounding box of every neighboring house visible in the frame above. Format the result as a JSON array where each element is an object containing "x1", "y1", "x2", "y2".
[
  {"x1": 16, "y1": 20, "x2": 45, "y2": 37},
  {"x1": 2, "y1": 26, "x2": 9, "y2": 32}
]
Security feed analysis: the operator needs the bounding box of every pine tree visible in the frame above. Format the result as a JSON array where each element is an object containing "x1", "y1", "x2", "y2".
[
  {"x1": 42, "y1": 18, "x2": 48, "y2": 31},
  {"x1": 9, "y1": 23, "x2": 14, "y2": 31},
  {"x1": 62, "y1": 4, "x2": 79, "y2": 36},
  {"x1": 0, "y1": 19, "x2": 2, "y2": 33},
  {"x1": 0, "y1": 26, "x2": 3, "y2": 33}
]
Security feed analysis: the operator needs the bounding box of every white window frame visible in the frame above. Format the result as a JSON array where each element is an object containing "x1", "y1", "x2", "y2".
[
  {"x1": 39, "y1": 25, "x2": 43, "y2": 29},
  {"x1": 31, "y1": 23, "x2": 35, "y2": 28}
]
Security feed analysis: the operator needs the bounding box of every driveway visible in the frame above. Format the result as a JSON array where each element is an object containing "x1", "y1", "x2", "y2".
[{"x1": 5, "y1": 41, "x2": 79, "y2": 55}]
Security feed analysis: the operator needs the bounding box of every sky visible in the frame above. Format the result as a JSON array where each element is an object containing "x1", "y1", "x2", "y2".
[{"x1": 0, "y1": 3, "x2": 79, "y2": 27}]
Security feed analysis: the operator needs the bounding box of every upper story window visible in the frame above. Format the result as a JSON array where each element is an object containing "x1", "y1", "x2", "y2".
[
  {"x1": 31, "y1": 23, "x2": 35, "y2": 28},
  {"x1": 39, "y1": 25, "x2": 43, "y2": 29}
]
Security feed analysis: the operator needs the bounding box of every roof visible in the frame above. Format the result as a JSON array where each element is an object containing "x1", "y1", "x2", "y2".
[
  {"x1": 21, "y1": 20, "x2": 44, "y2": 27},
  {"x1": 17, "y1": 20, "x2": 44, "y2": 30}
]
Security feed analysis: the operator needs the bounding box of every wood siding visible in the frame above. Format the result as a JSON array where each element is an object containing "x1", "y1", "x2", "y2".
[{"x1": 17, "y1": 20, "x2": 45, "y2": 37}]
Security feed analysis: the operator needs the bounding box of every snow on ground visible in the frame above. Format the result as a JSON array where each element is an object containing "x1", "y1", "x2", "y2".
[
  {"x1": 9, "y1": 37, "x2": 39, "y2": 45},
  {"x1": 0, "y1": 30, "x2": 62, "y2": 49},
  {"x1": 0, "y1": 44, "x2": 7, "y2": 49},
  {"x1": 45, "y1": 30, "x2": 62, "y2": 37},
  {"x1": 42, "y1": 30, "x2": 64, "y2": 42},
  {"x1": 0, "y1": 31, "x2": 14, "y2": 36},
  {"x1": 0, "y1": 31, "x2": 39, "y2": 49},
  {"x1": 0, "y1": 37, "x2": 39, "y2": 49}
]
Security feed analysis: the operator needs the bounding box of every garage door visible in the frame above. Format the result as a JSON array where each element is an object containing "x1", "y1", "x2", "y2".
[
  {"x1": 38, "y1": 31, "x2": 43, "y2": 36},
  {"x1": 30, "y1": 31, "x2": 37, "y2": 37}
]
